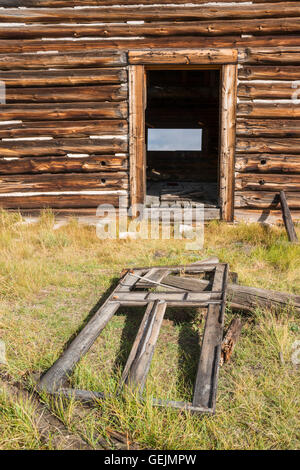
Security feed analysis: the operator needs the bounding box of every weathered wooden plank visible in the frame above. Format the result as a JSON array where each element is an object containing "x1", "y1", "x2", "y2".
[
  {"x1": 192, "y1": 264, "x2": 227, "y2": 411},
  {"x1": 135, "y1": 268, "x2": 170, "y2": 289},
  {"x1": 129, "y1": 65, "x2": 146, "y2": 210},
  {"x1": 236, "y1": 137, "x2": 300, "y2": 153},
  {"x1": 237, "y1": 102, "x2": 300, "y2": 118},
  {"x1": 0, "y1": 192, "x2": 126, "y2": 209},
  {"x1": 238, "y1": 81, "x2": 300, "y2": 99},
  {"x1": 1, "y1": 18, "x2": 300, "y2": 39},
  {"x1": 0, "y1": 172, "x2": 128, "y2": 193},
  {"x1": 120, "y1": 301, "x2": 154, "y2": 387},
  {"x1": 121, "y1": 300, "x2": 167, "y2": 392},
  {"x1": 0, "y1": 102, "x2": 128, "y2": 121},
  {"x1": 112, "y1": 292, "x2": 222, "y2": 303},
  {"x1": 0, "y1": 120, "x2": 128, "y2": 139},
  {"x1": 235, "y1": 154, "x2": 300, "y2": 174},
  {"x1": 0, "y1": 51, "x2": 126, "y2": 69},
  {"x1": 220, "y1": 317, "x2": 242, "y2": 366},
  {"x1": 220, "y1": 64, "x2": 237, "y2": 222},
  {"x1": 2, "y1": 4, "x2": 300, "y2": 23},
  {"x1": 236, "y1": 119, "x2": 300, "y2": 137},
  {"x1": 239, "y1": 65, "x2": 300, "y2": 80},
  {"x1": 235, "y1": 190, "x2": 300, "y2": 209},
  {"x1": 159, "y1": 275, "x2": 208, "y2": 293},
  {"x1": 0, "y1": 137, "x2": 127, "y2": 157},
  {"x1": 280, "y1": 190, "x2": 299, "y2": 242},
  {"x1": 0, "y1": 68, "x2": 127, "y2": 87},
  {"x1": 128, "y1": 48, "x2": 237, "y2": 65},
  {"x1": 235, "y1": 174, "x2": 300, "y2": 192},
  {"x1": 0, "y1": 155, "x2": 128, "y2": 175},
  {"x1": 5, "y1": 84, "x2": 128, "y2": 103}
]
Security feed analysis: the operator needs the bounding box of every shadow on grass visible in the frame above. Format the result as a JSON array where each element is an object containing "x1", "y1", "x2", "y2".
[{"x1": 112, "y1": 306, "x2": 203, "y2": 400}]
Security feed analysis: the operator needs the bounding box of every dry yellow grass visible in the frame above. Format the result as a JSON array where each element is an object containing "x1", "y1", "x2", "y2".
[{"x1": 0, "y1": 209, "x2": 299, "y2": 450}]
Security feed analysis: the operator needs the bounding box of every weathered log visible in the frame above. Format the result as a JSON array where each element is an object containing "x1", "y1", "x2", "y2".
[
  {"x1": 2, "y1": 36, "x2": 300, "y2": 55},
  {"x1": 5, "y1": 84, "x2": 128, "y2": 103},
  {"x1": 0, "y1": 0, "x2": 295, "y2": 6},
  {"x1": 0, "y1": 155, "x2": 128, "y2": 175},
  {"x1": 237, "y1": 102, "x2": 300, "y2": 118},
  {"x1": 0, "y1": 51, "x2": 126, "y2": 69},
  {"x1": 0, "y1": 192, "x2": 126, "y2": 210},
  {"x1": 239, "y1": 65, "x2": 300, "y2": 80},
  {"x1": 242, "y1": 46, "x2": 300, "y2": 64},
  {"x1": 0, "y1": 68, "x2": 127, "y2": 87},
  {"x1": 236, "y1": 137, "x2": 300, "y2": 153},
  {"x1": 238, "y1": 81, "x2": 300, "y2": 99},
  {"x1": 236, "y1": 119, "x2": 300, "y2": 137},
  {"x1": 235, "y1": 174, "x2": 300, "y2": 192},
  {"x1": 1, "y1": 18, "x2": 300, "y2": 40},
  {"x1": 280, "y1": 190, "x2": 299, "y2": 242},
  {"x1": 0, "y1": 102, "x2": 128, "y2": 121},
  {"x1": 0, "y1": 137, "x2": 127, "y2": 158},
  {"x1": 129, "y1": 48, "x2": 237, "y2": 65},
  {"x1": 2, "y1": 4, "x2": 300, "y2": 23},
  {"x1": 0, "y1": 172, "x2": 128, "y2": 193},
  {"x1": 235, "y1": 190, "x2": 300, "y2": 209},
  {"x1": 220, "y1": 317, "x2": 243, "y2": 366},
  {"x1": 234, "y1": 208, "x2": 300, "y2": 224},
  {"x1": 235, "y1": 154, "x2": 300, "y2": 174},
  {"x1": 0, "y1": 120, "x2": 128, "y2": 139}
]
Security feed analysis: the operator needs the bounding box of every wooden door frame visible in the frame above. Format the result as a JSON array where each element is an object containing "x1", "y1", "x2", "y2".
[{"x1": 128, "y1": 49, "x2": 238, "y2": 221}]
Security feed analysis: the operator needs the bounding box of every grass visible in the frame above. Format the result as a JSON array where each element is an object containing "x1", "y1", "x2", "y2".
[{"x1": 0, "y1": 209, "x2": 299, "y2": 450}]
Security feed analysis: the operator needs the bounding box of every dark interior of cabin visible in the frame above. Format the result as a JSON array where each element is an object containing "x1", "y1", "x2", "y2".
[{"x1": 145, "y1": 69, "x2": 220, "y2": 207}]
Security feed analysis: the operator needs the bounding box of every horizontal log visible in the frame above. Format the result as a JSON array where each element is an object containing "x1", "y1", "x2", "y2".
[
  {"x1": 0, "y1": 172, "x2": 128, "y2": 193},
  {"x1": 236, "y1": 137, "x2": 300, "y2": 153},
  {"x1": 2, "y1": 4, "x2": 300, "y2": 23},
  {"x1": 5, "y1": 84, "x2": 128, "y2": 103},
  {"x1": 235, "y1": 191, "x2": 300, "y2": 209},
  {"x1": 0, "y1": 155, "x2": 128, "y2": 175},
  {"x1": 235, "y1": 154, "x2": 300, "y2": 173},
  {"x1": 0, "y1": 137, "x2": 127, "y2": 157},
  {"x1": 235, "y1": 173, "x2": 300, "y2": 191},
  {"x1": 0, "y1": 51, "x2": 126, "y2": 69},
  {"x1": 0, "y1": 192, "x2": 126, "y2": 209},
  {"x1": 128, "y1": 48, "x2": 237, "y2": 65},
  {"x1": 0, "y1": 120, "x2": 128, "y2": 139},
  {"x1": 239, "y1": 65, "x2": 300, "y2": 80},
  {"x1": 1, "y1": 18, "x2": 300, "y2": 39},
  {"x1": 237, "y1": 102, "x2": 300, "y2": 118},
  {"x1": 238, "y1": 81, "x2": 300, "y2": 99},
  {"x1": 0, "y1": 102, "x2": 128, "y2": 121},
  {"x1": 242, "y1": 46, "x2": 300, "y2": 64},
  {"x1": 0, "y1": 0, "x2": 295, "y2": 6},
  {"x1": 2, "y1": 36, "x2": 300, "y2": 55},
  {"x1": 234, "y1": 208, "x2": 300, "y2": 223},
  {"x1": 228, "y1": 283, "x2": 300, "y2": 313},
  {"x1": 0, "y1": 68, "x2": 127, "y2": 87},
  {"x1": 236, "y1": 119, "x2": 300, "y2": 137}
]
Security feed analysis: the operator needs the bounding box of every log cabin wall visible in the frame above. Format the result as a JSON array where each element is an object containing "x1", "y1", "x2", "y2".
[{"x1": 0, "y1": 0, "x2": 299, "y2": 222}]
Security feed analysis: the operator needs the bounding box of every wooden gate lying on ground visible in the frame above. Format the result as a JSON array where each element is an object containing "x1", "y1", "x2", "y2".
[{"x1": 38, "y1": 262, "x2": 228, "y2": 414}]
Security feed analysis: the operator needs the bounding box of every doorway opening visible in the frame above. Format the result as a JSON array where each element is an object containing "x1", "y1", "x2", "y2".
[{"x1": 145, "y1": 68, "x2": 220, "y2": 209}]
